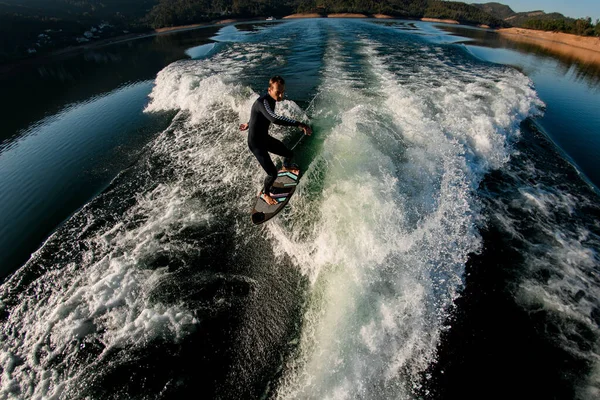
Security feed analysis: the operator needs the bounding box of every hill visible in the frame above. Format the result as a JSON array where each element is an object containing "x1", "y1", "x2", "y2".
[
  {"x1": 0, "y1": 0, "x2": 155, "y2": 20},
  {"x1": 0, "y1": 0, "x2": 157, "y2": 64},
  {"x1": 471, "y1": 2, "x2": 514, "y2": 20},
  {"x1": 422, "y1": 1, "x2": 508, "y2": 27},
  {"x1": 473, "y1": 3, "x2": 599, "y2": 36}
]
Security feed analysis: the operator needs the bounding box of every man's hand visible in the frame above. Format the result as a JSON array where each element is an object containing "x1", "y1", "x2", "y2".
[
  {"x1": 239, "y1": 123, "x2": 249, "y2": 131},
  {"x1": 300, "y1": 123, "x2": 312, "y2": 136}
]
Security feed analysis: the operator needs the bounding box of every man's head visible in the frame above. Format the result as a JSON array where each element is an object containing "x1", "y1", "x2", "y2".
[{"x1": 268, "y1": 76, "x2": 285, "y2": 102}]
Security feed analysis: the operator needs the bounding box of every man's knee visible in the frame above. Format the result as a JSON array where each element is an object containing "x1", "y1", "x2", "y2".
[{"x1": 266, "y1": 166, "x2": 278, "y2": 178}]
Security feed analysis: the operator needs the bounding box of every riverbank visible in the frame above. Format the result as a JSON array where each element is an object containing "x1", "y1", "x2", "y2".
[
  {"x1": 498, "y1": 28, "x2": 600, "y2": 53},
  {"x1": 0, "y1": 17, "x2": 260, "y2": 75},
  {"x1": 154, "y1": 17, "x2": 263, "y2": 32},
  {"x1": 497, "y1": 27, "x2": 600, "y2": 65},
  {"x1": 421, "y1": 18, "x2": 459, "y2": 24},
  {"x1": 283, "y1": 13, "x2": 394, "y2": 19}
]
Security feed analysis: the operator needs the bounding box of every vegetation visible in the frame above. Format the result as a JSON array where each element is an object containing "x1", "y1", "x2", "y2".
[
  {"x1": 1, "y1": 0, "x2": 599, "y2": 65},
  {"x1": 473, "y1": 2, "x2": 600, "y2": 37},
  {"x1": 124, "y1": 0, "x2": 507, "y2": 30},
  {"x1": 472, "y1": 2, "x2": 513, "y2": 20},
  {"x1": 424, "y1": 1, "x2": 508, "y2": 27},
  {"x1": 0, "y1": 0, "x2": 151, "y2": 64},
  {"x1": 522, "y1": 17, "x2": 598, "y2": 37}
]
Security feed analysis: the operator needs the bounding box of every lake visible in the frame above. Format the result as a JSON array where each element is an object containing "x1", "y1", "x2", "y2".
[{"x1": 1, "y1": 19, "x2": 599, "y2": 400}]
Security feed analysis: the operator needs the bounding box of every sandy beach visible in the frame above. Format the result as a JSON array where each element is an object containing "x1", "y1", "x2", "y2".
[
  {"x1": 154, "y1": 17, "x2": 259, "y2": 32},
  {"x1": 497, "y1": 27, "x2": 600, "y2": 65},
  {"x1": 155, "y1": 24, "x2": 205, "y2": 33},
  {"x1": 421, "y1": 18, "x2": 460, "y2": 24},
  {"x1": 498, "y1": 28, "x2": 600, "y2": 53},
  {"x1": 283, "y1": 13, "x2": 323, "y2": 19}
]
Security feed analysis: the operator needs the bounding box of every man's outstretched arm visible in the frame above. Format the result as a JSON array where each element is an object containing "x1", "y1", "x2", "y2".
[
  {"x1": 260, "y1": 99, "x2": 300, "y2": 127},
  {"x1": 260, "y1": 100, "x2": 312, "y2": 135}
]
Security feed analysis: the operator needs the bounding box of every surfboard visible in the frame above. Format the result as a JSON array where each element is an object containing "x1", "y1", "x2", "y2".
[{"x1": 251, "y1": 168, "x2": 300, "y2": 225}]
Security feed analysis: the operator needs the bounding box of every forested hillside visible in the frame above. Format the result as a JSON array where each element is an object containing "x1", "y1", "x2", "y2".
[
  {"x1": 474, "y1": 2, "x2": 600, "y2": 36},
  {"x1": 142, "y1": 0, "x2": 505, "y2": 28},
  {"x1": 0, "y1": 0, "x2": 154, "y2": 64}
]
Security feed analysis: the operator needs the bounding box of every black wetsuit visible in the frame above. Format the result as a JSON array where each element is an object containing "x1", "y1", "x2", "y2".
[{"x1": 248, "y1": 93, "x2": 300, "y2": 194}]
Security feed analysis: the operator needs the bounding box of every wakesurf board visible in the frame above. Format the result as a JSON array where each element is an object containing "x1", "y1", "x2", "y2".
[{"x1": 251, "y1": 167, "x2": 300, "y2": 225}]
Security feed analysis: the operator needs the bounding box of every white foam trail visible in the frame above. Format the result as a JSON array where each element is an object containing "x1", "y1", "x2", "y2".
[
  {"x1": 274, "y1": 30, "x2": 542, "y2": 399},
  {"x1": 0, "y1": 186, "x2": 203, "y2": 399},
  {"x1": 144, "y1": 45, "x2": 309, "y2": 202}
]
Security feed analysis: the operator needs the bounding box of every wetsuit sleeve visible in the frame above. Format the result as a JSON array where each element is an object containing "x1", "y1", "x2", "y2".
[{"x1": 260, "y1": 98, "x2": 301, "y2": 127}]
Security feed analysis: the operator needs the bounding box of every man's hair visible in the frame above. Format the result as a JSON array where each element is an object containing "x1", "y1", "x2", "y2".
[{"x1": 269, "y1": 76, "x2": 285, "y2": 88}]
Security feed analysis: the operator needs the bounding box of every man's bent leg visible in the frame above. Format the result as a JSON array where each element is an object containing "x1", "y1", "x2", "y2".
[
  {"x1": 250, "y1": 146, "x2": 278, "y2": 204},
  {"x1": 265, "y1": 136, "x2": 298, "y2": 173}
]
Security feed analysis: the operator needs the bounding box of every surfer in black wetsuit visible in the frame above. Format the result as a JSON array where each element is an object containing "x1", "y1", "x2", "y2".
[{"x1": 240, "y1": 76, "x2": 312, "y2": 205}]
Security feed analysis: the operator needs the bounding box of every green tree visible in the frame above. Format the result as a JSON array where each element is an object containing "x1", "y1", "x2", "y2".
[{"x1": 573, "y1": 17, "x2": 593, "y2": 35}]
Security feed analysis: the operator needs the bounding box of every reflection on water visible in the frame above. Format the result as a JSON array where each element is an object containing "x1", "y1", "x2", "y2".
[
  {"x1": 185, "y1": 42, "x2": 218, "y2": 59},
  {"x1": 440, "y1": 26, "x2": 600, "y2": 87},
  {"x1": 235, "y1": 21, "x2": 285, "y2": 32},
  {"x1": 0, "y1": 26, "x2": 220, "y2": 146},
  {"x1": 374, "y1": 20, "x2": 420, "y2": 30}
]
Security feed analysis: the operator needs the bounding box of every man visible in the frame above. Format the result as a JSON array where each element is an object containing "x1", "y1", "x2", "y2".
[{"x1": 239, "y1": 76, "x2": 312, "y2": 205}]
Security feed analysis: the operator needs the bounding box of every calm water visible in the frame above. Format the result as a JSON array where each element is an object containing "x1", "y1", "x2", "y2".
[{"x1": 0, "y1": 19, "x2": 599, "y2": 399}]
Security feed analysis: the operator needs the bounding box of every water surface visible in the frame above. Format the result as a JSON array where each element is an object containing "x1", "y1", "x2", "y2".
[{"x1": 1, "y1": 19, "x2": 599, "y2": 400}]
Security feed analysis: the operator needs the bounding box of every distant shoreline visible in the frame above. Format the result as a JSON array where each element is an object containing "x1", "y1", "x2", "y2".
[
  {"x1": 421, "y1": 17, "x2": 459, "y2": 24},
  {"x1": 4, "y1": 17, "x2": 600, "y2": 75},
  {"x1": 153, "y1": 17, "x2": 265, "y2": 32},
  {"x1": 497, "y1": 27, "x2": 600, "y2": 66},
  {"x1": 282, "y1": 13, "x2": 394, "y2": 19},
  {"x1": 497, "y1": 27, "x2": 600, "y2": 54},
  {"x1": 0, "y1": 17, "x2": 261, "y2": 75}
]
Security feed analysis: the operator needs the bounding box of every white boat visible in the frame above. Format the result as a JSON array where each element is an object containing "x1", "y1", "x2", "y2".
[{"x1": 266, "y1": 16, "x2": 275, "y2": 21}]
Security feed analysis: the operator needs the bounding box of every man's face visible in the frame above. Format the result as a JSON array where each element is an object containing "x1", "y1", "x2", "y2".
[{"x1": 268, "y1": 83, "x2": 285, "y2": 102}]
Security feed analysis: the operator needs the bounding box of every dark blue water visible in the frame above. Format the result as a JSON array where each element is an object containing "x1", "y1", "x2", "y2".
[
  {"x1": 1, "y1": 19, "x2": 599, "y2": 400},
  {"x1": 0, "y1": 26, "x2": 220, "y2": 277}
]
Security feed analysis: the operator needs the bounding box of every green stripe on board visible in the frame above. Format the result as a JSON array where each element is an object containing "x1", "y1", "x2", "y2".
[
  {"x1": 283, "y1": 183, "x2": 297, "y2": 187},
  {"x1": 278, "y1": 172, "x2": 298, "y2": 180}
]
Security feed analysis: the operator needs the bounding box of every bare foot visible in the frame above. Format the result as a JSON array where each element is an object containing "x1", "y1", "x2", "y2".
[
  {"x1": 281, "y1": 166, "x2": 300, "y2": 175},
  {"x1": 261, "y1": 192, "x2": 278, "y2": 205}
]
